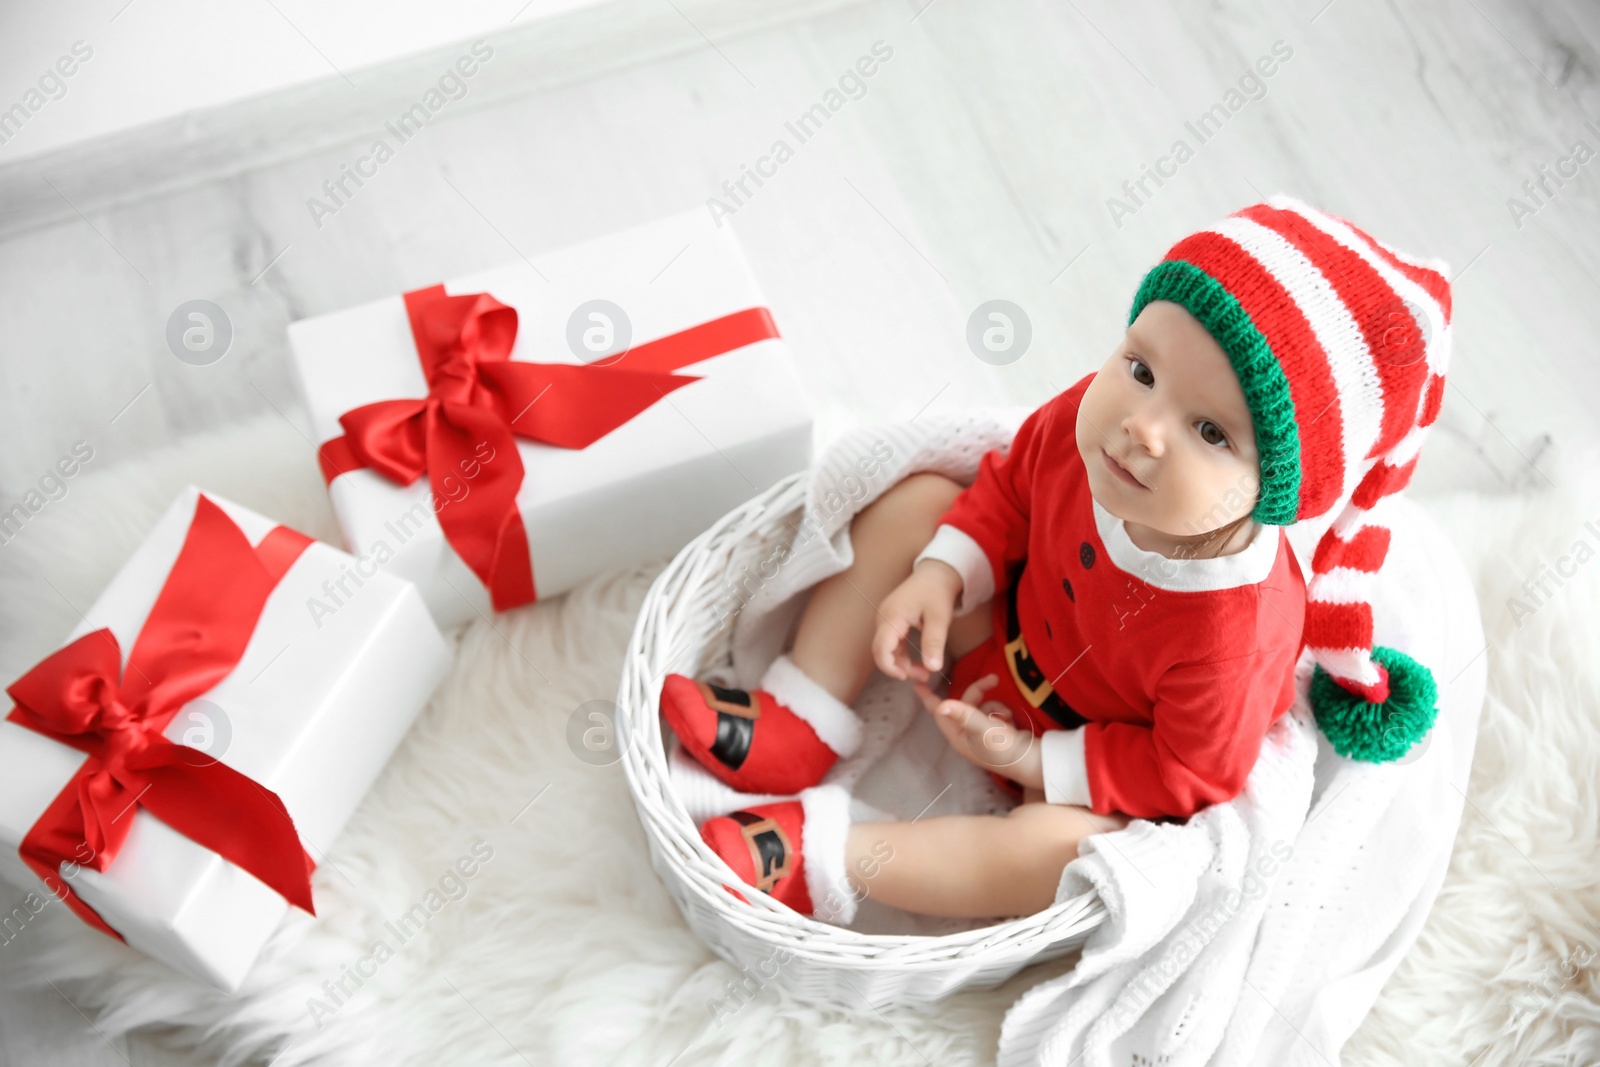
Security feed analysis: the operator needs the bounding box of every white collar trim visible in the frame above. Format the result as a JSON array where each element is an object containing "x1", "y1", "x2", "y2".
[{"x1": 1091, "y1": 496, "x2": 1279, "y2": 592}]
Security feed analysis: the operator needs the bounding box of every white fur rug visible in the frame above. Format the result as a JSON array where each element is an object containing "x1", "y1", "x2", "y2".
[{"x1": 0, "y1": 414, "x2": 1596, "y2": 1067}]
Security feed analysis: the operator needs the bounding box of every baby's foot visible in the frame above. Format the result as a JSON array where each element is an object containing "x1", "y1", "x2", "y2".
[
  {"x1": 699, "y1": 800, "x2": 813, "y2": 913},
  {"x1": 698, "y1": 784, "x2": 859, "y2": 925},
  {"x1": 660, "y1": 654, "x2": 861, "y2": 795}
]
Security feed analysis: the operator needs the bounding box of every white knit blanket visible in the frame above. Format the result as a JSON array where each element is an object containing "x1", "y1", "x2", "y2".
[{"x1": 674, "y1": 407, "x2": 1488, "y2": 1065}]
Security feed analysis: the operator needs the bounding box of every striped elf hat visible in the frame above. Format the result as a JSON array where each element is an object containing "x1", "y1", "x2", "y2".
[{"x1": 1128, "y1": 195, "x2": 1452, "y2": 763}]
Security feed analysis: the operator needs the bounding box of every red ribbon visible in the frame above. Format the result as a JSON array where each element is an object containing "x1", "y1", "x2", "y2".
[
  {"x1": 315, "y1": 284, "x2": 781, "y2": 610},
  {"x1": 5, "y1": 494, "x2": 318, "y2": 940}
]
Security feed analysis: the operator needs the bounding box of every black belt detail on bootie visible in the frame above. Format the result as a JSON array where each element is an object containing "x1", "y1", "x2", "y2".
[
  {"x1": 706, "y1": 682, "x2": 756, "y2": 770},
  {"x1": 729, "y1": 810, "x2": 792, "y2": 888}
]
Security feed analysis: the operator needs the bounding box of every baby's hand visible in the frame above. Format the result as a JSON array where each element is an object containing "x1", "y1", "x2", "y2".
[{"x1": 913, "y1": 674, "x2": 1035, "y2": 776}]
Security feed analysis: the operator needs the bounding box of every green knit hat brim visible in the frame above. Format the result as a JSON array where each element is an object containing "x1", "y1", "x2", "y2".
[{"x1": 1128, "y1": 259, "x2": 1302, "y2": 526}]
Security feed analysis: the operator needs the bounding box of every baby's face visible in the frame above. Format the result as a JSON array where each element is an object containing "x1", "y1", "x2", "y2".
[{"x1": 1075, "y1": 300, "x2": 1261, "y2": 539}]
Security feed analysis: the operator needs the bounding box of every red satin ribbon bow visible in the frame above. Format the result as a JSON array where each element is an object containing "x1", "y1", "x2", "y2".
[
  {"x1": 315, "y1": 285, "x2": 781, "y2": 610},
  {"x1": 4, "y1": 494, "x2": 318, "y2": 940}
]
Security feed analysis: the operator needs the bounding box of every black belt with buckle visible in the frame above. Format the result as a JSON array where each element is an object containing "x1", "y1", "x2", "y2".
[{"x1": 1003, "y1": 563, "x2": 1087, "y2": 730}]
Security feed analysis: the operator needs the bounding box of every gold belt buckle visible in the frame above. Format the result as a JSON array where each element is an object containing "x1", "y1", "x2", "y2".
[
  {"x1": 1003, "y1": 631, "x2": 1053, "y2": 710},
  {"x1": 740, "y1": 816, "x2": 793, "y2": 891}
]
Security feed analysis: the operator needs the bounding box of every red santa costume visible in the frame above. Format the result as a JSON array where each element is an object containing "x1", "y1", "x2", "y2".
[{"x1": 917, "y1": 371, "x2": 1307, "y2": 821}]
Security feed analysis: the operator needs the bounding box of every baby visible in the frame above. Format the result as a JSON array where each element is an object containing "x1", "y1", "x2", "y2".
[{"x1": 660, "y1": 195, "x2": 1451, "y2": 925}]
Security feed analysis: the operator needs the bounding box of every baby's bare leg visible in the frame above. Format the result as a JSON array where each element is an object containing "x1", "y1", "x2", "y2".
[
  {"x1": 789, "y1": 472, "x2": 967, "y2": 706},
  {"x1": 842, "y1": 803, "x2": 1131, "y2": 919}
]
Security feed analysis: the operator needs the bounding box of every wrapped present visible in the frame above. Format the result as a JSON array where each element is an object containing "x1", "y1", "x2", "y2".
[
  {"x1": 0, "y1": 487, "x2": 450, "y2": 991},
  {"x1": 286, "y1": 207, "x2": 814, "y2": 629}
]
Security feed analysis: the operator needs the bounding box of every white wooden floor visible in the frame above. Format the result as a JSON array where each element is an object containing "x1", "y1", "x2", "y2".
[{"x1": 1, "y1": 0, "x2": 1597, "y2": 1062}]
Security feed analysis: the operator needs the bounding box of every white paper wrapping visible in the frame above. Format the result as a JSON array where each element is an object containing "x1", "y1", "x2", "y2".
[
  {"x1": 287, "y1": 207, "x2": 815, "y2": 629},
  {"x1": 0, "y1": 486, "x2": 451, "y2": 991}
]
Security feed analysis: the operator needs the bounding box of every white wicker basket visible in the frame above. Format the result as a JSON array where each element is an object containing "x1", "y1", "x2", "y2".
[{"x1": 618, "y1": 469, "x2": 1108, "y2": 1007}]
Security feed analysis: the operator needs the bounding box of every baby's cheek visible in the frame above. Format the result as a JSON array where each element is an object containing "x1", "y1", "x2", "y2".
[{"x1": 1185, "y1": 468, "x2": 1254, "y2": 527}]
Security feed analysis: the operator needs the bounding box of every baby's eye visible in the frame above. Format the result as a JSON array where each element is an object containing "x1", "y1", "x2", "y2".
[
  {"x1": 1197, "y1": 420, "x2": 1229, "y2": 448},
  {"x1": 1127, "y1": 356, "x2": 1153, "y2": 387}
]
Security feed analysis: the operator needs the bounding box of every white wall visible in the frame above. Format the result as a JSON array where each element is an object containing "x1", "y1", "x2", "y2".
[{"x1": 0, "y1": 0, "x2": 603, "y2": 162}]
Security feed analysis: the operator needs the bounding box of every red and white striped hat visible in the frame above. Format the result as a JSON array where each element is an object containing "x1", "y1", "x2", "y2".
[{"x1": 1128, "y1": 195, "x2": 1452, "y2": 763}]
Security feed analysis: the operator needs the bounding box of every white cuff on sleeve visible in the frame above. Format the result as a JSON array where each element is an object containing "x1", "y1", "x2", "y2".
[
  {"x1": 1041, "y1": 727, "x2": 1092, "y2": 807},
  {"x1": 912, "y1": 524, "x2": 995, "y2": 617}
]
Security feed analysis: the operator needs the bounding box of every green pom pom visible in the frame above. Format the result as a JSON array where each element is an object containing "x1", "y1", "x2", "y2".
[{"x1": 1310, "y1": 645, "x2": 1440, "y2": 763}]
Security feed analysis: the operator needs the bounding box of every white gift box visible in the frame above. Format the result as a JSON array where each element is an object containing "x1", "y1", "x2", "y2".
[
  {"x1": 287, "y1": 207, "x2": 815, "y2": 630},
  {"x1": 0, "y1": 487, "x2": 451, "y2": 991}
]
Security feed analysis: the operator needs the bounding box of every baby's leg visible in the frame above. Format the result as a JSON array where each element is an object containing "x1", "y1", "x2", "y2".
[
  {"x1": 842, "y1": 803, "x2": 1131, "y2": 919},
  {"x1": 790, "y1": 472, "x2": 979, "y2": 706}
]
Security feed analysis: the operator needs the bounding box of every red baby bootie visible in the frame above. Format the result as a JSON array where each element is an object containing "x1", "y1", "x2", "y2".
[
  {"x1": 699, "y1": 784, "x2": 859, "y2": 924},
  {"x1": 701, "y1": 800, "x2": 813, "y2": 913},
  {"x1": 660, "y1": 653, "x2": 863, "y2": 796}
]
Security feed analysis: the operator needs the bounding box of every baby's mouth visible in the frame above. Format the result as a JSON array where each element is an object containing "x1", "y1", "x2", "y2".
[{"x1": 1101, "y1": 448, "x2": 1148, "y2": 489}]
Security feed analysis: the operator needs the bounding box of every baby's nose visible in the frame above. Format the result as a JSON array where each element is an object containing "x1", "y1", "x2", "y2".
[{"x1": 1125, "y1": 414, "x2": 1165, "y2": 454}]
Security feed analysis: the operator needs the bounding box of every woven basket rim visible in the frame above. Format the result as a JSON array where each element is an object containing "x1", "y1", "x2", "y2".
[{"x1": 618, "y1": 468, "x2": 1104, "y2": 967}]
